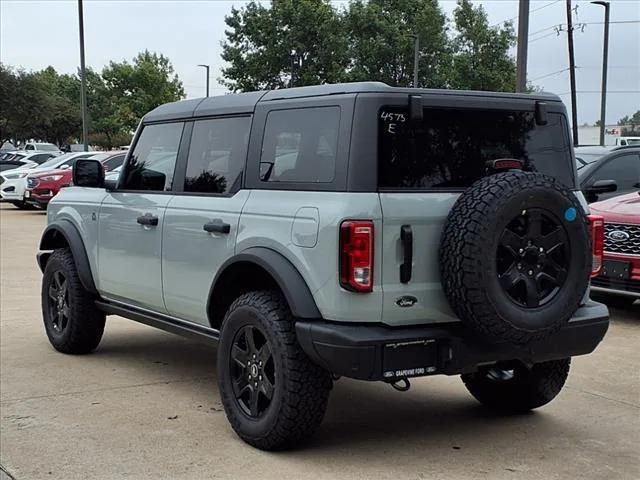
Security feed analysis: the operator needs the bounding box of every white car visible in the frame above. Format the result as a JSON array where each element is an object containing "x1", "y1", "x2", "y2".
[
  {"x1": 0, "y1": 152, "x2": 95, "y2": 209},
  {"x1": 23, "y1": 142, "x2": 62, "y2": 154},
  {"x1": 104, "y1": 165, "x2": 122, "y2": 182}
]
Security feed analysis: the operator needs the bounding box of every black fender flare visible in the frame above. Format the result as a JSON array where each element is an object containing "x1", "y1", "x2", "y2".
[
  {"x1": 37, "y1": 219, "x2": 98, "y2": 294},
  {"x1": 209, "y1": 247, "x2": 321, "y2": 320}
]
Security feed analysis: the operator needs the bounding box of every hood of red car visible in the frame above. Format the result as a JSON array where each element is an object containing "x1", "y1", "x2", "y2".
[
  {"x1": 590, "y1": 192, "x2": 640, "y2": 224},
  {"x1": 31, "y1": 168, "x2": 72, "y2": 179}
]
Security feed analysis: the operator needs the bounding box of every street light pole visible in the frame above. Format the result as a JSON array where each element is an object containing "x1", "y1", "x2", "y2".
[
  {"x1": 413, "y1": 34, "x2": 420, "y2": 88},
  {"x1": 592, "y1": 1, "x2": 610, "y2": 146},
  {"x1": 77, "y1": 0, "x2": 88, "y2": 152},
  {"x1": 197, "y1": 64, "x2": 210, "y2": 97},
  {"x1": 516, "y1": 0, "x2": 530, "y2": 92}
]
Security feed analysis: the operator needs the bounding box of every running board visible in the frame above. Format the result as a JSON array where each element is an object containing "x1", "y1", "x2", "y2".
[{"x1": 95, "y1": 300, "x2": 220, "y2": 344}]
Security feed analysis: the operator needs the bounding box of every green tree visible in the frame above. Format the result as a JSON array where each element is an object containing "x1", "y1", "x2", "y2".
[
  {"x1": 220, "y1": 0, "x2": 348, "y2": 91},
  {"x1": 344, "y1": 0, "x2": 449, "y2": 87},
  {"x1": 618, "y1": 110, "x2": 640, "y2": 135},
  {"x1": 449, "y1": 0, "x2": 516, "y2": 92},
  {"x1": 101, "y1": 50, "x2": 185, "y2": 132}
]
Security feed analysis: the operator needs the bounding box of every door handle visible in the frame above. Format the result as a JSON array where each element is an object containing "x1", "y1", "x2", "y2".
[
  {"x1": 203, "y1": 220, "x2": 231, "y2": 234},
  {"x1": 400, "y1": 225, "x2": 413, "y2": 283},
  {"x1": 137, "y1": 214, "x2": 159, "y2": 227}
]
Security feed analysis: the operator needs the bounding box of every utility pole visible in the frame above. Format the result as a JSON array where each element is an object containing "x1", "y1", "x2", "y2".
[
  {"x1": 413, "y1": 34, "x2": 420, "y2": 88},
  {"x1": 77, "y1": 0, "x2": 88, "y2": 152},
  {"x1": 197, "y1": 64, "x2": 210, "y2": 97},
  {"x1": 592, "y1": 1, "x2": 610, "y2": 146},
  {"x1": 566, "y1": 0, "x2": 579, "y2": 146},
  {"x1": 516, "y1": 0, "x2": 530, "y2": 92}
]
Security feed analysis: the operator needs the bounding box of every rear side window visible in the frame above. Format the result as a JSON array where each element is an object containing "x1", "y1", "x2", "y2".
[
  {"x1": 184, "y1": 117, "x2": 251, "y2": 194},
  {"x1": 121, "y1": 122, "x2": 184, "y2": 191},
  {"x1": 31, "y1": 153, "x2": 53, "y2": 164},
  {"x1": 103, "y1": 154, "x2": 125, "y2": 171},
  {"x1": 260, "y1": 107, "x2": 339, "y2": 183},
  {"x1": 378, "y1": 107, "x2": 575, "y2": 189}
]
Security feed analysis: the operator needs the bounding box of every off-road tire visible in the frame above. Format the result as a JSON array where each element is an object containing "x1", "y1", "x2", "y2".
[
  {"x1": 461, "y1": 358, "x2": 570, "y2": 412},
  {"x1": 41, "y1": 248, "x2": 105, "y2": 354},
  {"x1": 217, "y1": 290, "x2": 332, "y2": 450},
  {"x1": 440, "y1": 171, "x2": 591, "y2": 344}
]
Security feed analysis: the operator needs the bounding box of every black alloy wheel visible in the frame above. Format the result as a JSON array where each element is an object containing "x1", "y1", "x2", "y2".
[
  {"x1": 497, "y1": 208, "x2": 570, "y2": 308},
  {"x1": 47, "y1": 271, "x2": 70, "y2": 335},
  {"x1": 230, "y1": 325, "x2": 276, "y2": 418}
]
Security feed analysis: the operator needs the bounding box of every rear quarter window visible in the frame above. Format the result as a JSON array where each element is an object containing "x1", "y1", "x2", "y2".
[{"x1": 378, "y1": 107, "x2": 575, "y2": 190}]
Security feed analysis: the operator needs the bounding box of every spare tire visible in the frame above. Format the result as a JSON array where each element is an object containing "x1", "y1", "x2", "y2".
[{"x1": 439, "y1": 171, "x2": 591, "y2": 344}]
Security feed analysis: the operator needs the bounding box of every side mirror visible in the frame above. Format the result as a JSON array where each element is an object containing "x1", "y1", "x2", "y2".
[
  {"x1": 587, "y1": 179, "x2": 617, "y2": 194},
  {"x1": 73, "y1": 159, "x2": 104, "y2": 188}
]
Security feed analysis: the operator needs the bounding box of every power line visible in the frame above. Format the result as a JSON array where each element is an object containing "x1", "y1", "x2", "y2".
[
  {"x1": 491, "y1": 0, "x2": 562, "y2": 27},
  {"x1": 530, "y1": 68, "x2": 570, "y2": 82}
]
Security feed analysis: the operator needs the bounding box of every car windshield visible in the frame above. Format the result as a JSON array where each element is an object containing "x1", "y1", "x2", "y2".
[
  {"x1": 35, "y1": 143, "x2": 60, "y2": 151},
  {"x1": 88, "y1": 153, "x2": 110, "y2": 162},
  {"x1": 575, "y1": 153, "x2": 604, "y2": 170},
  {"x1": 35, "y1": 153, "x2": 74, "y2": 170}
]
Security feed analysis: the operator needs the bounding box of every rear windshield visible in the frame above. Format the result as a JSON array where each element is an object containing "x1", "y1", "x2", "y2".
[{"x1": 378, "y1": 107, "x2": 575, "y2": 189}]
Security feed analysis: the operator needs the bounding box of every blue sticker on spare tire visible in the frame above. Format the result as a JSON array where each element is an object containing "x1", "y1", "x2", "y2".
[{"x1": 564, "y1": 207, "x2": 577, "y2": 222}]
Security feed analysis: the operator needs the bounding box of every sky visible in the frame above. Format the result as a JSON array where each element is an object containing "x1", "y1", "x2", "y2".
[{"x1": 1, "y1": 0, "x2": 639, "y2": 126}]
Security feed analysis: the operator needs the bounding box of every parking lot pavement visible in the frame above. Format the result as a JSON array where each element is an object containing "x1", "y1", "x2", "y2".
[{"x1": 0, "y1": 203, "x2": 638, "y2": 480}]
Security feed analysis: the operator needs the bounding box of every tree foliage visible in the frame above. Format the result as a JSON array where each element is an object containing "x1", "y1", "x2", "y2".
[
  {"x1": 0, "y1": 51, "x2": 184, "y2": 148},
  {"x1": 618, "y1": 110, "x2": 640, "y2": 136},
  {"x1": 221, "y1": 0, "x2": 347, "y2": 91},
  {"x1": 221, "y1": 0, "x2": 516, "y2": 92}
]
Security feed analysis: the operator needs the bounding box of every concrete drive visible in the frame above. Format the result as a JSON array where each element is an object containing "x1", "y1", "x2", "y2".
[{"x1": 0, "y1": 203, "x2": 638, "y2": 480}]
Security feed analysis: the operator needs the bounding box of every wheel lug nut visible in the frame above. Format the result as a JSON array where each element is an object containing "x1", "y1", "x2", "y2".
[
  {"x1": 259, "y1": 361, "x2": 262, "y2": 366},
  {"x1": 539, "y1": 247, "x2": 544, "y2": 252},
  {"x1": 517, "y1": 264, "x2": 522, "y2": 269},
  {"x1": 528, "y1": 270, "x2": 533, "y2": 275},
  {"x1": 519, "y1": 248, "x2": 524, "y2": 254},
  {"x1": 254, "y1": 383, "x2": 258, "y2": 388},
  {"x1": 259, "y1": 375, "x2": 262, "y2": 381}
]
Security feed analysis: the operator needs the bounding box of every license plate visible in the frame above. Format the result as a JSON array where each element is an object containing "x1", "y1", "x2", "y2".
[
  {"x1": 383, "y1": 339, "x2": 438, "y2": 379},
  {"x1": 601, "y1": 260, "x2": 631, "y2": 280},
  {"x1": 24, "y1": 191, "x2": 30, "y2": 198}
]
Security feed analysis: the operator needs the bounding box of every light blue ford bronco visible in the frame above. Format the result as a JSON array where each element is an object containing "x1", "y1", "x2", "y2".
[{"x1": 38, "y1": 83, "x2": 609, "y2": 450}]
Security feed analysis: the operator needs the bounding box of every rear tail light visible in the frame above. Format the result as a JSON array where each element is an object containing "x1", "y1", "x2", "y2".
[
  {"x1": 587, "y1": 215, "x2": 604, "y2": 277},
  {"x1": 340, "y1": 220, "x2": 374, "y2": 293}
]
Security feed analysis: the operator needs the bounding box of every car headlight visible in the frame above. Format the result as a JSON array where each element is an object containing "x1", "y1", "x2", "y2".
[
  {"x1": 38, "y1": 175, "x2": 64, "y2": 182},
  {"x1": 4, "y1": 172, "x2": 28, "y2": 180}
]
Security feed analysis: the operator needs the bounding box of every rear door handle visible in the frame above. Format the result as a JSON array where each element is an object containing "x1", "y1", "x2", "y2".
[
  {"x1": 400, "y1": 225, "x2": 413, "y2": 283},
  {"x1": 203, "y1": 220, "x2": 231, "y2": 234},
  {"x1": 137, "y1": 214, "x2": 159, "y2": 227}
]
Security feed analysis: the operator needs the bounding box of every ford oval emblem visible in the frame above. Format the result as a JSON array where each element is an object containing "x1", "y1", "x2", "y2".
[
  {"x1": 607, "y1": 230, "x2": 630, "y2": 242},
  {"x1": 396, "y1": 296, "x2": 418, "y2": 308}
]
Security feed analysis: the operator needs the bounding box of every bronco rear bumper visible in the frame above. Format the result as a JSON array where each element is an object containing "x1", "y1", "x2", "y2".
[{"x1": 295, "y1": 301, "x2": 609, "y2": 381}]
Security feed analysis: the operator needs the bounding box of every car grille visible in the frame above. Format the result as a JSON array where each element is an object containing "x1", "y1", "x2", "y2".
[
  {"x1": 592, "y1": 277, "x2": 640, "y2": 294},
  {"x1": 26, "y1": 177, "x2": 39, "y2": 189},
  {"x1": 603, "y1": 223, "x2": 640, "y2": 256}
]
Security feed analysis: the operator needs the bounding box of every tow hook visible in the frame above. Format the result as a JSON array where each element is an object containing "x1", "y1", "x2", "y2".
[{"x1": 390, "y1": 377, "x2": 411, "y2": 392}]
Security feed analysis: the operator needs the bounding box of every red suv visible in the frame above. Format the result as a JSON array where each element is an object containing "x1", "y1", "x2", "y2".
[
  {"x1": 25, "y1": 168, "x2": 72, "y2": 209},
  {"x1": 590, "y1": 192, "x2": 640, "y2": 306}
]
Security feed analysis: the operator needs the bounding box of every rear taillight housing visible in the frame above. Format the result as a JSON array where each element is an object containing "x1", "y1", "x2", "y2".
[
  {"x1": 587, "y1": 215, "x2": 604, "y2": 277},
  {"x1": 340, "y1": 220, "x2": 374, "y2": 293}
]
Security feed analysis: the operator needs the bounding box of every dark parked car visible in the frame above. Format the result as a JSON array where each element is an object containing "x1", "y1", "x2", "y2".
[{"x1": 577, "y1": 146, "x2": 640, "y2": 203}]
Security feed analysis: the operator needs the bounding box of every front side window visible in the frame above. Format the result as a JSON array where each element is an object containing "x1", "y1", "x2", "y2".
[
  {"x1": 184, "y1": 117, "x2": 251, "y2": 194},
  {"x1": 121, "y1": 122, "x2": 184, "y2": 191},
  {"x1": 260, "y1": 107, "x2": 339, "y2": 183},
  {"x1": 589, "y1": 154, "x2": 640, "y2": 190},
  {"x1": 379, "y1": 107, "x2": 575, "y2": 189}
]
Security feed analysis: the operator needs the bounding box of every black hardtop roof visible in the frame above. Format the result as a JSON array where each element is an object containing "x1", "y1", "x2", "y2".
[{"x1": 143, "y1": 82, "x2": 562, "y2": 123}]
